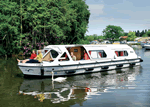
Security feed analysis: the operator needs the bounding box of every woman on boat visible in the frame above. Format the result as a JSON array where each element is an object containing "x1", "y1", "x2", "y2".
[
  {"x1": 17, "y1": 50, "x2": 43, "y2": 63},
  {"x1": 17, "y1": 50, "x2": 37, "y2": 63},
  {"x1": 83, "y1": 50, "x2": 90, "y2": 60},
  {"x1": 26, "y1": 50, "x2": 43, "y2": 63}
]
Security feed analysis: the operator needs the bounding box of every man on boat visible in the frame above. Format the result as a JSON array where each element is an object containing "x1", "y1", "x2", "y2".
[{"x1": 71, "y1": 52, "x2": 76, "y2": 61}]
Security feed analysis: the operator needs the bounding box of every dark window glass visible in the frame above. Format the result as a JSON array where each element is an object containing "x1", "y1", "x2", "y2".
[
  {"x1": 99, "y1": 50, "x2": 107, "y2": 57},
  {"x1": 124, "y1": 51, "x2": 128, "y2": 56},
  {"x1": 50, "y1": 50, "x2": 58, "y2": 58},
  {"x1": 115, "y1": 51, "x2": 128, "y2": 57},
  {"x1": 74, "y1": 49, "x2": 78, "y2": 52},
  {"x1": 59, "y1": 52, "x2": 70, "y2": 61}
]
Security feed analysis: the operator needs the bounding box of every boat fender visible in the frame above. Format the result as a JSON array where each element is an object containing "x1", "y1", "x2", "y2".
[
  {"x1": 85, "y1": 68, "x2": 94, "y2": 71},
  {"x1": 101, "y1": 66, "x2": 109, "y2": 69},
  {"x1": 41, "y1": 67, "x2": 44, "y2": 76},
  {"x1": 116, "y1": 64, "x2": 123, "y2": 67},
  {"x1": 65, "y1": 70, "x2": 76, "y2": 74},
  {"x1": 140, "y1": 58, "x2": 143, "y2": 62}
]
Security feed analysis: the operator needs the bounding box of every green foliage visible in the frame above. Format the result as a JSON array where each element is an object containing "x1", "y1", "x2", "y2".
[
  {"x1": 92, "y1": 34, "x2": 98, "y2": 40},
  {"x1": 127, "y1": 31, "x2": 137, "y2": 41},
  {"x1": 102, "y1": 25, "x2": 124, "y2": 40},
  {"x1": 77, "y1": 39, "x2": 90, "y2": 44},
  {"x1": 0, "y1": 47, "x2": 6, "y2": 56},
  {"x1": 0, "y1": 0, "x2": 90, "y2": 56},
  {"x1": 140, "y1": 30, "x2": 145, "y2": 37},
  {"x1": 0, "y1": 1, "x2": 20, "y2": 56},
  {"x1": 124, "y1": 32, "x2": 128, "y2": 36},
  {"x1": 97, "y1": 35, "x2": 106, "y2": 39},
  {"x1": 87, "y1": 36, "x2": 94, "y2": 42},
  {"x1": 142, "y1": 34, "x2": 148, "y2": 37},
  {"x1": 82, "y1": 35, "x2": 105, "y2": 44},
  {"x1": 146, "y1": 30, "x2": 150, "y2": 37},
  {"x1": 113, "y1": 38, "x2": 120, "y2": 41},
  {"x1": 136, "y1": 30, "x2": 140, "y2": 37}
]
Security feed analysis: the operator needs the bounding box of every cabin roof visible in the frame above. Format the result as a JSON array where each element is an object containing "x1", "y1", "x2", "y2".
[
  {"x1": 44, "y1": 44, "x2": 130, "y2": 47},
  {"x1": 44, "y1": 44, "x2": 131, "y2": 52}
]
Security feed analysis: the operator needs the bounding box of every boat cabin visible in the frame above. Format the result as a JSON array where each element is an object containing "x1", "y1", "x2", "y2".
[{"x1": 41, "y1": 44, "x2": 137, "y2": 63}]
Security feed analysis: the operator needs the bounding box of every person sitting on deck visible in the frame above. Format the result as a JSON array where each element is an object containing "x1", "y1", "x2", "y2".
[
  {"x1": 83, "y1": 50, "x2": 90, "y2": 60},
  {"x1": 17, "y1": 50, "x2": 37, "y2": 63},
  {"x1": 71, "y1": 52, "x2": 76, "y2": 61},
  {"x1": 26, "y1": 50, "x2": 43, "y2": 63},
  {"x1": 17, "y1": 50, "x2": 43, "y2": 63}
]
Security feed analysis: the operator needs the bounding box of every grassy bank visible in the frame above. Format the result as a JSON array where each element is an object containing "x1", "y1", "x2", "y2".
[{"x1": 128, "y1": 43, "x2": 141, "y2": 45}]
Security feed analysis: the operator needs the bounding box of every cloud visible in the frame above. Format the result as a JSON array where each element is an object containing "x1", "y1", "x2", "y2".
[{"x1": 88, "y1": 4, "x2": 104, "y2": 18}]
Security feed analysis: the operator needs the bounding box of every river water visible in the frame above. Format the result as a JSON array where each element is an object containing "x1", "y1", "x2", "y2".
[{"x1": 0, "y1": 46, "x2": 150, "y2": 107}]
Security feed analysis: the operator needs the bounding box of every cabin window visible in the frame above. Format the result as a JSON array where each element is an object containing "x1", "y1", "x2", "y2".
[
  {"x1": 59, "y1": 52, "x2": 70, "y2": 61},
  {"x1": 45, "y1": 50, "x2": 48, "y2": 53},
  {"x1": 124, "y1": 51, "x2": 128, "y2": 56},
  {"x1": 50, "y1": 50, "x2": 59, "y2": 58},
  {"x1": 89, "y1": 50, "x2": 107, "y2": 59},
  {"x1": 74, "y1": 49, "x2": 78, "y2": 52},
  {"x1": 130, "y1": 51, "x2": 133, "y2": 53},
  {"x1": 42, "y1": 52, "x2": 53, "y2": 62},
  {"x1": 98, "y1": 50, "x2": 107, "y2": 57},
  {"x1": 89, "y1": 51, "x2": 91, "y2": 55},
  {"x1": 115, "y1": 51, "x2": 128, "y2": 57}
]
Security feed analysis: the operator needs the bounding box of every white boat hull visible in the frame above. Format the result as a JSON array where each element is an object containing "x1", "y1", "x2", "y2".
[{"x1": 18, "y1": 58, "x2": 141, "y2": 77}]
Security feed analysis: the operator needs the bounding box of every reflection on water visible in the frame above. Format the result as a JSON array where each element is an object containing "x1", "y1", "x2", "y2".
[{"x1": 18, "y1": 66, "x2": 141, "y2": 103}]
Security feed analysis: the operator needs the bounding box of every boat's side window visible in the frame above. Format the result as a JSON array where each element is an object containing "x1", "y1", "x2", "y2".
[
  {"x1": 98, "y1": 50, "x2": 107, "y2": 58},
  {"x1": 45, "y1": 50, "x2": 48, "y2": 53},
  {"x1": 43, "y1": 50, "x2": 48, "y2": 55},
  {"x1": 50, "y1": 50, "x2": 59, "y2": 58},
  {"x1": 130, "y1": 51, "x2": 133, "y2": 53},
  {"x1": 115, "y1": 51, "x2": 128, "y2": 57},
  {"x1": 90, "y1": 51, "x2": 98, "y2": 58},
  {"x1": 89, "y1": 50, "x2": 107, "y2": 59},
  {"x1": 124, "y1": 51, "x2": 128, "y2": 56},
  {"x1": 59, "y1": 52, "x2": 70, "y2": 61}
]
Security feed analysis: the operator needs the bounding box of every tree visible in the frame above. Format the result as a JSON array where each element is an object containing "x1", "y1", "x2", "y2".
[
  {"x1": 146, "y1": 30, "x2": 150, "y2": 37},
  {"x1": 92, "y1": 34, "x2": 98, "y2": 40},
  {"x1": 97, "y1": 35, "x2": 105, "y2": 39},
  {"x1": 0, "y1": 1, "x2": 20, "y2": 56},
  {"x1": 87, "y1": 36, "x2": 94, "y2": 42},
  {"x1": 134, "y1": 31, "x2": 136, "y2": 36},
  {"x1": 142, "y1": 34, "x2": 148, "y2": 37},
  {"x1": 136, "y1": 30, "x2": 140, "y2": 37},
  {"x1": 127, "y1": 31, "x2": 137, "y2": 41},
  {"x1": 140, "y1": 30, "x2": 145, "y2": 37},
  {"x1": 102, "y1": 25, "x2": 124, "y2": 41},
  {"x1": 145, "y1": 29, "x2": 147, "y2": 34},
  {"x1": 124, "y1": 32, "x2": 128, "y2": 36},
  {"x1": 0, "y1": 0, "x2": 90, "y2": 56}
]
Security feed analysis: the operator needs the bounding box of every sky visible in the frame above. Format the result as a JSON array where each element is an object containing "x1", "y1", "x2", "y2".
[{"x1": 85, "y1": 0, "x2": 150, "y2": 35}]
